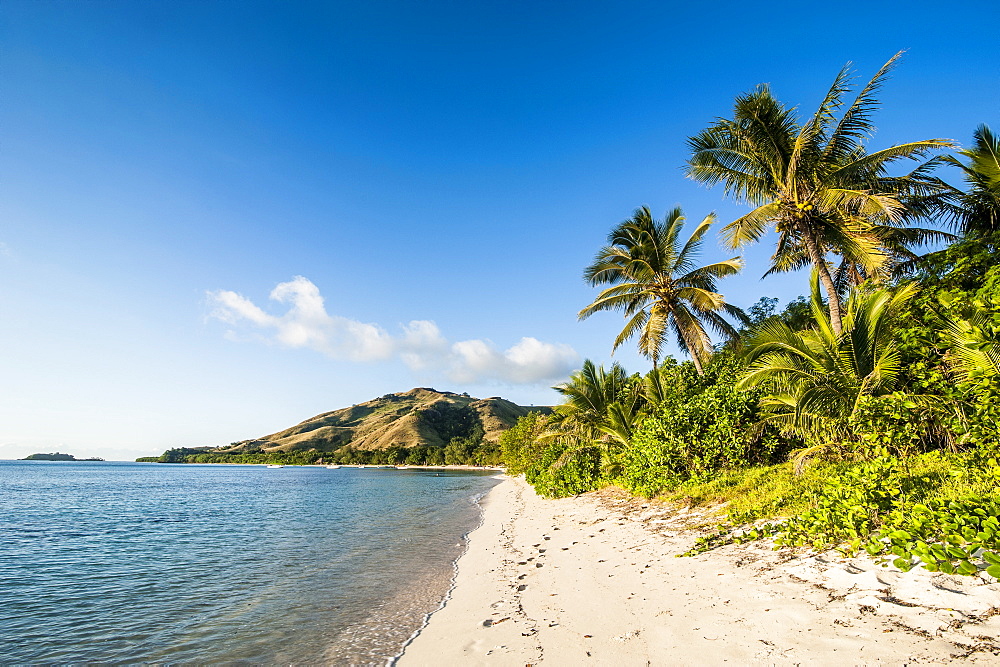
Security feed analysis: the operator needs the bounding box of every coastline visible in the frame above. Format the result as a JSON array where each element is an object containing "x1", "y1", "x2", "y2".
[{"x1": 399, "y1": 476, "x2": 1000, "y2": 665}]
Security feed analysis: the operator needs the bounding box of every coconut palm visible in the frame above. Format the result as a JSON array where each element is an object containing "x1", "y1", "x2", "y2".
[
  {"x1": 686, "y1": 52, "x2": 952, "y2": 335},
  {"x1": 739, "y1": 271, "x2": 918, "y2": 447},
  {"x1": 579, "y1": 206, "x2": 746, "y2": 375},
  {"x1": 935, "y1": 124, "x2": 1000, "y2": 236}
]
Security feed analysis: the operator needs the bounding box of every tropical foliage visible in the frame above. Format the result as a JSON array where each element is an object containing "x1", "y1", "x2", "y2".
[
  {"x1": 501, "y1": 54, "x2": 998, "y2": 578},
  {"x1": 739, "y1": 271, "x2": 918, "y2": 453},
  {"x1": 545, "y1": 359, "x2": 643, "y2": 446},
  {"x1": 933, "y1": 124, "x2": 1000, "y2": 236},
  {"x1": 613, "y1": 353, "x2": 786, "y2": 497}
]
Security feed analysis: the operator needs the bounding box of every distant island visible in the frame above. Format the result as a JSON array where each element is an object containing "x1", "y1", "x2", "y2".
[
  {"x1": 22, "y1": 452, "x2": 105, "y2": 461},
  {"x1": 137, "y1": 387, "x2": 550, "y2": 466}
]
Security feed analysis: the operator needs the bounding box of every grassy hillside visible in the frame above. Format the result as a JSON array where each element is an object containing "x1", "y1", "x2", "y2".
[{"x1": 213, "y1": 387, "x2": 549, "y2": 454}]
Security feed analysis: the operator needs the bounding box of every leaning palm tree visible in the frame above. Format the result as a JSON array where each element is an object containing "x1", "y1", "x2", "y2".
[
  {"x1": 686, "y1": 52, "x2": 952, "y2": 335},
  {"x1": 579, "y1": 206, "x2": 746, "y2": 375},
  {"x1": 739, "y1": 272, "x2": 918, "y2": 449}
]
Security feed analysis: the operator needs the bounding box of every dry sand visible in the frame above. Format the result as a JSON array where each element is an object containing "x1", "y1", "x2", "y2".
[{"x1": 398, "y1": 476, "x2": 1000, "y2": 665}]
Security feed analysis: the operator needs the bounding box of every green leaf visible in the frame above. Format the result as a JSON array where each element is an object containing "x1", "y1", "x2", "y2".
[
  {"x1": 982, "y1": 551, "x2": 1000, "y2": 566},
  {"x1": 947, "y1": 546, "x2": 969, "y2": 560}
]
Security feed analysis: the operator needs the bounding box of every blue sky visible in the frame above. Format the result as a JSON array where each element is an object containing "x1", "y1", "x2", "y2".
[{"x1": 2, "y1": 0, "x2": 997, "y2": 460}]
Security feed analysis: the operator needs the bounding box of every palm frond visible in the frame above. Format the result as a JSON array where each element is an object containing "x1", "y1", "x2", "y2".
[
  {"x1": 721, "y1": 202, "x2": 781, "y2": 249},
  {"x1": 823, "y1": 52, "x2": 901, "y2": 163}
]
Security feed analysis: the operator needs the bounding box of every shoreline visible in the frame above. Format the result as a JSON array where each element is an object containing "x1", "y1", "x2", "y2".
[
  {"x1": 130, "y1": 461, "x2": 504, "y2": 471},
  {"x1": 391, "y1": 481, "x2": 500, "y2": 664},
  {"x1": 399, "y1": 476, "x2": 1000, "y2": 665}
]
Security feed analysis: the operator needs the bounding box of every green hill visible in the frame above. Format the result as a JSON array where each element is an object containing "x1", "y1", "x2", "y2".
[{"x1": 211, "y1": 387, "x2": 549, "y2": 455}]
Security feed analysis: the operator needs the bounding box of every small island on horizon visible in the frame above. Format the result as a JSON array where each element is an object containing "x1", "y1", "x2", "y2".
[{"x1": 22, "y1": 452, "x2": 105, "y2": 462}]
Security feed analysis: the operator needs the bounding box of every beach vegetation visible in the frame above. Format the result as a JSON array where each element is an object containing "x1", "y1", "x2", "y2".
[
  {"x1": 612, "y1": 352, "x2": 787, "y2": 497},
  {"x1": 500, "y1": 53, "x2": 998, "y2": 578},
  {"x1": 499, "y1": 411, "x2": 549, "y2": 476},
  {"x1": 739, "y1": 271, "x2": 920, "y2": 459}
]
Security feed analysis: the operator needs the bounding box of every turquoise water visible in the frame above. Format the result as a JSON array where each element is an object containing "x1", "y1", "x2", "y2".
[{"x1": 0, "y1": 461, "x2": 500, "y2": 664}]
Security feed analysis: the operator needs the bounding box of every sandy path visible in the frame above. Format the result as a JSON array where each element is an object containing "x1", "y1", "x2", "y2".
[{"x1": 398, "y1": 476, "x2": 1000, "y2": 665}]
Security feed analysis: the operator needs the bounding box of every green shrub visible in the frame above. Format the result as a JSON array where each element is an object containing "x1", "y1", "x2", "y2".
[
  {"x1": 499, "y1": 413, "x2": 549, "y2": 475},
  {"x1": 525, "y1": 442, "x2": 604, "y2": 498},
  {"x1": 612, "y1": 354, "x2": 785, "y2": 497}
]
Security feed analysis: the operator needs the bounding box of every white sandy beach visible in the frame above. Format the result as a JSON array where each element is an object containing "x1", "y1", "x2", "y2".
[{"x1": 399, "y1": 476, "x2": 1000, "y2": 665}]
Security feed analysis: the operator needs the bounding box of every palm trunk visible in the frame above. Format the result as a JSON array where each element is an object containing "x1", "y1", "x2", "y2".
[
  {"x1": 801, "y1": 226, "x2": 843, "y2": 335},
  {"x1": 677, "y1": 326, "x2": 706, "y2": 376},
  {"x1": 690, "y1": 350, "x2": 705, "y2": 376}
]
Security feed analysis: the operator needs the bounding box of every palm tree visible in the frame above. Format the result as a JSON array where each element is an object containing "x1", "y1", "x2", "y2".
[
  {"x1": 739, "y1": 272, "x2": 918, "y2": 448},
  {"x1": 686, "y1": 52, "x2": 952, "y2": 335},
  {"x1": 936, "y1": 124, "x2": 1000, "y2": 236},
  {"x1": 579, "y1": 206, "x2": 746, "y2": 375},
  {"x1": 545, "y1": 360, "x2": 643, "y2": 447}
]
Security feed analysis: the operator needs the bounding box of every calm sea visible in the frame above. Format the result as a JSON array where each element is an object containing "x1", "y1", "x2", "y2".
[{"x1": 0, "y1": 460, "x2": 500, "y2": 664}]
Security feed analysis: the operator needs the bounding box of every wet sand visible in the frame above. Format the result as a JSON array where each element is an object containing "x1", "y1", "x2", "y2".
[{"x1": 399, "y1": 476, "x2": 1000, "y2": 665}]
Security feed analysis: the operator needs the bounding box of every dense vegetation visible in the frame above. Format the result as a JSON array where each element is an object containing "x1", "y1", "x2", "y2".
[
  {"x1": 137, "y1": 437, "x2": 505, "y2": 466},
  {"x1": 503, "y1": 55, "x2": 999, "y2": 577}
]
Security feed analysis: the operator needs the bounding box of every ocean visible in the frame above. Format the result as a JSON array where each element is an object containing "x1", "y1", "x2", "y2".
[{"x1": 0, "y1": 460, "x2": 500, "y2": 664}]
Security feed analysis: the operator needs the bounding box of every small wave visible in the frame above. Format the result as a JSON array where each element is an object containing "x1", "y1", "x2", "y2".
[{"x1": 389, "y1": 478, "x2": 502, "y2": 666}]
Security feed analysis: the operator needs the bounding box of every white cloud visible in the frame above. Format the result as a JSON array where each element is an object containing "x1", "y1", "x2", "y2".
[
  {"x1": 207, "y1": 276, "x2": 578, "y2": 385},
  {"x1": 209, "y1": 276, "x2": 394, "y2": 362}
]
